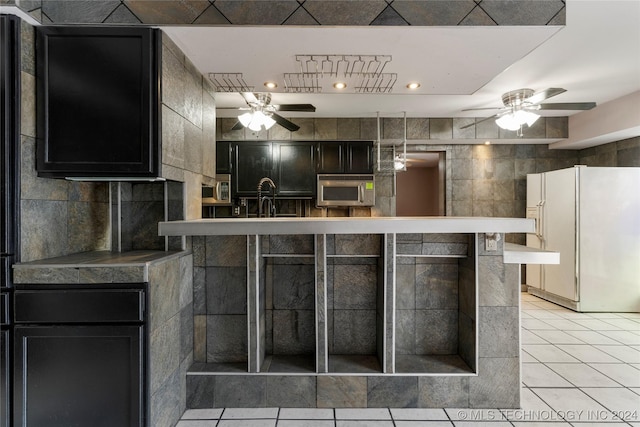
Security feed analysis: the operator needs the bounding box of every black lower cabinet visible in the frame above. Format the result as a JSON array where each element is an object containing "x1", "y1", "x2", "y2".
[
  {"x1": 14, "y1": 325, "x2": 143, "y2": 427},
  {"x1": 13, "y1": 286, "x2": 146, "y2": 427}
]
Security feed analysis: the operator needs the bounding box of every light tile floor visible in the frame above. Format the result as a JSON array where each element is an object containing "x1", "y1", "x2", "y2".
[{"x1": 177, "y1": 293, "x2": 640, "y2": 426}]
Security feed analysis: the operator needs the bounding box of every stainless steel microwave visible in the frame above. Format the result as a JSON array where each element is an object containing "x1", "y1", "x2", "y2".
[
  {"x1": 202, "y1": 174, "x2": 232, "y2": 205},
  {"x1": 317, "y1": 174, "x2": 375, "y2": 207}
]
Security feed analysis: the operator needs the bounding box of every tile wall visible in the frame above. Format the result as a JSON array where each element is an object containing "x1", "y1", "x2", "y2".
[
  {"x1": 12, "y1": 0, "x2": 566, "y2": 27},
  {"x1": 148, "y1": 252, "x2": 194, "y2": 427},
  {"x1": 19, "y1": 20, "x2": 110, "y2": 262},
  {"x1": 185, "y1": 231, "x2": 523, "y2": 408},
  {"x1": 17, "y1": 17, "x2": 217, "y2": 261}
]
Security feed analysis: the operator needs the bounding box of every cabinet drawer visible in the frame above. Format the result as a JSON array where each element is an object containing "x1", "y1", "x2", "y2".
[{"x1": 14, "y1": 289, "x2": 144, "y2": 323}]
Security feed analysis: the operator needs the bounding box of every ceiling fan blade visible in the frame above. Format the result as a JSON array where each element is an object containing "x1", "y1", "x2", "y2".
[
  {"x1": 459, "y1": 115, "x2": 498, "y2": 130},
  {"x1": 462, "y1": 107, "x2": 503, "y2": 112},
  {"x1": 231, "y1": 121, "x2": 244, "y2": 131},
  {"x1": 239, "y1": 92, "x2": 259, "y2": 105},
  {"x1": 537, "y1": 102, "x2": 596, "y2": 110},
  {"x1": 272, "y1": 113, "x2": 300, "y2": 132},
  {"x1": 274, "y1": 104, "x2": 316, "y2": 112},
  {"x1": 526, "y1": 88, "x2": 566, "y2": 105}
]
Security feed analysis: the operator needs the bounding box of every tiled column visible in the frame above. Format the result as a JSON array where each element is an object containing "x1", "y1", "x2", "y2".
[
  {"x1": 383, "y1": 233, "x2": 396, "y2": 373},
  {"x1": 469, "y1": 233, "x2": 521, "y2": 408},
  {"x1": 247, "y1": 234, "x2": 264, "y2": 372},
  {"x1": 315, "y1": 234, "x2": 328, "y2": 373}
]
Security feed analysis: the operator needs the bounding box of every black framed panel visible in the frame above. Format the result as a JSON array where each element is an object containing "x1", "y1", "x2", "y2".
[
  {"x1": 36, "y1": 26, "x2": 160, "y2": 178},
  {"x1": 14, "y1": 325, "x2": 144, "y2": 427}
]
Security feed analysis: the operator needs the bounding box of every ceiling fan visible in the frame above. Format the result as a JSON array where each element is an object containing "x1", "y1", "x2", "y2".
[
  {"x1": 460, "y1": 88, "x2": 596, "y2": 134},
  {"x1": 224, "y1": 92, "x2": 316, "y2": 132}
]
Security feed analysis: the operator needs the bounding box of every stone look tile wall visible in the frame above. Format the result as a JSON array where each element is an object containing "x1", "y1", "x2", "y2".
[
  {"x1": 578, "y1": 136, "x2": 640, "y2": 167},
  {"x1": 470, "y1": 233, "x2": 520, "y2": 408},
  {"x1": 457, "y1": 235, "x2": 477, "y2": 371},
  {"x1": 264, "y1": 235, "x2": 316, "y2": 360},
  {"x1": 185, "y1": 232, "x2": 522, "y2": 408},
  {"x1": 148, "y1": 252, "x2": 194, "y2": 427},
  {"x1": 19, "y1": 20, "x2": 110, "y2": 262},
  {"x1": 160, "y1": 32, "x2": 216, "y2": 220},
  {"x1": 18, "y1": 17, "x2": 217, "y2": 262},
  {"x1": 15, "y1": 0, "x2": 566, "y2": 27},
  {"x1": 395, "y1": 234, "x2": 467, "y2": 360},
  {"x1": 326, "y1": 234, "x2": 382, "y2": 361},
  {"x1": 192, "y1": 235, "x2": 248, "y2": 364}
]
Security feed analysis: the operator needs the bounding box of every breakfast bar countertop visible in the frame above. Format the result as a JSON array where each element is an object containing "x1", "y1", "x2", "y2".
[{"x1": 158, "y1": 216, "x2": 535, "y2": 236}]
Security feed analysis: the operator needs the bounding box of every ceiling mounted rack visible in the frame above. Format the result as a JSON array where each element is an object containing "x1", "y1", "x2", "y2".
[
  {"x1": 284, "y1": 54, "x2": 397, "y2": 94},
  {"x1": 208, "y1": 73, "x2": 253, "y2": 92}
]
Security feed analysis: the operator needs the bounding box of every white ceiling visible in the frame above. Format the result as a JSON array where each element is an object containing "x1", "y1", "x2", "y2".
[{"x1": 163, "y1": 0, "x2": 640, "y2": 148}]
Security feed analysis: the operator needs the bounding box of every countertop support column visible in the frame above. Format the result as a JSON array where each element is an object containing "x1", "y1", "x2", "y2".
[
  {"x1": 383, "y1": 233, "x2": 396, "y2": 373},
  {"x1": 247, "y1": 234, "x2": 264, "y2": 372},
  {"x1": 315, "y1": 234, "x2": 328, "y2": 373}
]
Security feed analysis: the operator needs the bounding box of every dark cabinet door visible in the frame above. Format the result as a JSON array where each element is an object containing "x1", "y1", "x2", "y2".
[
  {"x1": 316, "y1": 141, "x2": 344, "y2": 174},
  {"x1": 216, "y1": 140, "x2": 232, "y2": 174},
  {"x1": 346, "y1": 141, "x2": 374, "y2": 174},
  {"x1": 316, "y1": 141, "x2": 374, "y2": 174},
  {"x1": 36, "y1": 26, "x2": 161, "y2": 178},
  {"x1": 274, "y1": 141, "x2": 315, "y2": 197},
  {"x1": 233, "y1": 142, "x2": 273, "y2": 197},
  {"x1": 14, "y1": 325, "x2": 144, "y2": 427}
]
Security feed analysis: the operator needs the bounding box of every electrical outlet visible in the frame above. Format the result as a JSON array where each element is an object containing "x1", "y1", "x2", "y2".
[{"x1": 485, "y1": 233, "x2": 498, "y2": 251}]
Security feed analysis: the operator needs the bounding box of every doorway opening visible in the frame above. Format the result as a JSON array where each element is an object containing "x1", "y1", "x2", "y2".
[{"x1": 396, "y1": 151, "x2": 446, "y2": 216}]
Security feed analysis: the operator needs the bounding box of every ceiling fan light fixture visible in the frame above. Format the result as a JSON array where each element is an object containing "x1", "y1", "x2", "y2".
[
  {"x1": 521, "y1": 110, "x2": 540, "y2": 126},
  {"x1": 495, "y1": 113, "x2": 522, "y2": 131},
  {"x1": 262, "y1": 113, "x2": 276, "y2": 130},
  {"x1": 246, "y1": 110, "x2": 271, "y2": 131},
  {"x1": 238, "y1": 112, "x2": 253, "y2": 127},
  {"x1": 495, "y1": 109, "x2": 540, "y2": 131}
]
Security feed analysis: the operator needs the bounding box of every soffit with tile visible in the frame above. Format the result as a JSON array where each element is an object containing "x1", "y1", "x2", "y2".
[{"x1": 15, "y1": 0, "x2": 565, "y2": 26}]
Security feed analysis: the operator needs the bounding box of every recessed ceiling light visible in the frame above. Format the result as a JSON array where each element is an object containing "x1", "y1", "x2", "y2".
[
  {"x1": 264, "y1": 81, "x2": 277, "y2": 89},
  {"x1": 484, "y1": 141, "x2": 491, "y2": 145},
  {"x1": 406, "y1": 82, "x2": 420, "y2": 90},
  {"x1": 333, "y1": 82, "x2": 347, "y2": 90}
]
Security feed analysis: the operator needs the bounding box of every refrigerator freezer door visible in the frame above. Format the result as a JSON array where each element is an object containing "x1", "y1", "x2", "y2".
[{"x1": 543, "y1": 168, "x2": 578, "y2": 302}]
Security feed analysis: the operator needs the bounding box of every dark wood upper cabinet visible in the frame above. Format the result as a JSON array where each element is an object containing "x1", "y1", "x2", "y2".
[
  {"x1": 316, "y1": 141, "x2": 373, "y2": 174},
  {"x1": 316, "y1": 141, "x2": 344, "y2": 174},
  {"x1": 36, "y1": 26, "x2": 161, "y2": 178},
  {"x1": 232, "y1": 141, "x2": 273, "y2": 197},
  {"x1": 346, "y1": 141, "x2": 374, "y2": 174},
  {"x1": 228, "y1": 140, "x2": 372, "y2": 199},
  {"x1": 216, "y1": 141, "x2": 232, "y2": 174},
  {"x1": 274, "y1": 141, "x2": 315, "y2": 197}
]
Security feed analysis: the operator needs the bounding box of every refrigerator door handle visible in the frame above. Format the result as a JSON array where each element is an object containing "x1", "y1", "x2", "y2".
[{"x1": 536, "y1": 200, "x2": 545, "y2": 241}]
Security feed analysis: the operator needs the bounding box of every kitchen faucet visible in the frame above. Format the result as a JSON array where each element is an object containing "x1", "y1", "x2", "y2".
[{"x1": 257, "y1": 177, "x2": 277, "y2": 218}]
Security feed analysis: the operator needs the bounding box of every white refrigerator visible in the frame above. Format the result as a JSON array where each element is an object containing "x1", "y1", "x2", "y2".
[{"x1": 526, "y1": 166, "x2": 640, "y2": 312}]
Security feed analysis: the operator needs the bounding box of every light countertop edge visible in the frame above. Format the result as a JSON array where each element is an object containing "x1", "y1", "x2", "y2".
[
  {"x1": 503, "y1": 243, "x2": 560, "y2": 265},
  {"x1": 159, "y1": 217, "x2": 535, "y2": 236}
]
